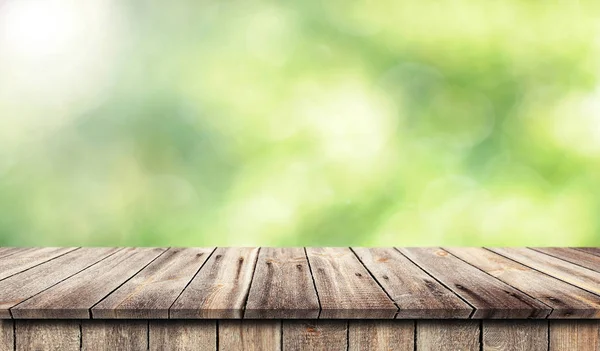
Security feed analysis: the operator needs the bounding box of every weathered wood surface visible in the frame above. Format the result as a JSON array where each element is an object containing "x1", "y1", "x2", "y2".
[
  {"x1": 416, "y1": 320, "x2": 479, "y2": 351},
  {"x1": 483, "y1": 320, "x2": 548, "y2": 351},
  {"x1": 16, "y1": 320, "x2": 79, "y2": 351},
  {"x1": 0, "y1": 320, "x2": 13, "y2": 351},
  {"x1": 348, "y1": 320, "x2": 414, "y2": 351},
  {"x1": 446, "y1": 247, "x2": 600, "y2": 318},
  {"x1": 398, "y1": 247, "x2": 550, "y2": 318},
  {"x1": 82, "y1": 320, "x2": 147, "y2": 351},
  {"x1": 353, "y1": 247, "x2": 472, "y2": 318},
  {"x1": 245, "y1": 248, "x2": 319, "y2": 319},
  {"x1": 12, "y1": 248, "x2": 166, "y2": 318},
  {"x1": 550, "y1": 320, "x2": 600, "y2": 351},
  {"x1": 171, "y1": 247, "x2": 260, "y2": 319},
  {"x1": 150, "y1": 320, "x2": 216, "y2": 351},
  {"x1": 306, "y1": 247, "x2": 397, "y2": 318},
  {"x1": 93, "y1": 248, "x2": 214, "y2": 319},
  {"x1": 1, "y1": 247, "x2": 600, "y2": 319},
  {"x1": 283, "y1": 320, "x2": 347, "y2": 351},
  {"x1": 219, "y1": 320, "x2": 280, "y2": 351}
]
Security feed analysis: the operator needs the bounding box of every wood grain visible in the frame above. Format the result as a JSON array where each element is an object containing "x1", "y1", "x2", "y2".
[
  {"x1": 446, "y1": 247, "x2": 600, "y2": 318},
  {"x1": 150, "y1": 320, "x2": 216, "y2": 351},
  {"x1": 12, "y1": 247, "x2": 166, "y2": 318},
  {"x1": 575, "y1": 248, "x2": 600, "y2": 257},
  {"x1": 93, "y1": 248, "x2": 214, "y2": 319},
  {"x1": 16, "y1": 320, "x2": 79, "y2": 351},
  {"x1": 550, "y1": 320, "x2": 600, "y2": 351},
  {"x1": 483, "y1": 321, "x2": 548, "y2": 351},
  {"x1": 305, "y1": 247, "x2": 397, "y2": 319},
  {"x1": 82, "y1": 320, "x2": 147, "y2": 351},
  {"x1": 0, "y1": 247, "x2": 77, "y2": 281},
  {"x1": 0, "y1": 248, "x2": 120, "y2": 319},
  {"x1": 353, "y1": 247, "x2": 472, "y2": 318},
  {"x1": 219, "y1": 320, "x2": 280, "y2": 351},
  {"x1": 170, "y1": 247, "x2": 260, "y2": 319},
  {"x1": 0, "y1": 320, "x2": 13, "y2": 351},
  {"x1": 417, "y1": 320, "x2": 479, "y2": 351},
  {"x1": 245, "y1": 247, "x2": 319, "y2": 319},
  {"x1": 283, "y1": 320, "x2": 347, "y2": 351},
  {"x1": 490, "y1": 247, "x2": 600, "y2": 295},
  {"x1": 532, "y1": 247, "x2": 600, "y2": 272},
  {"x1": 348, "y1": 320, "x2": 414, "y2": 351},
  {"x1": 398, "y1": 247, "x2": 550, "y2": 318}
]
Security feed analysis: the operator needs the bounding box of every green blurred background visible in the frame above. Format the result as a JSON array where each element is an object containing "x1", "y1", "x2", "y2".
[{"x1": 0, "y1": 0, "x2": 599, "y2": 246}]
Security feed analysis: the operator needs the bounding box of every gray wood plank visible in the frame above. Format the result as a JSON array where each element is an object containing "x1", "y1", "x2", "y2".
[
  {"x1": 245, "y1": 247, "x2": 319, "y2": 319},
  {"x1": 150, "y1": 320, "x2": 216, "y2": 351},
  {"x1": 0, "y1": 247, "x2": 31, "y2": 260},
  {"x1": 353, "y1": 247, "x2": 472, "y2": 319},
  {"x1": 12, "y1": 247, "x2": 166, "y2": 318},
  {"x1": 550, "y1": 321, "x2": 600, "y2": 351},
  {"x1": 0, "y1": 320, "x2": 12, "y2": 351},
  {"x1": 16, "y1": 320, "x2": 79, "y2": 351},
  {"x1": 490, "y1": 247, "x2": 600, "y2": 296},
  {"x1": 398, "y1": 247, "x2": 550, "y2": 318},
  {"x1": 417, "y1": 320, "x2": 479, "y2": 351},
  {"x1": 446, "y1": 247, "x2": 600, "y2": 318},
  {"x1": 483, "y1": 321, "x2": 548, "y2": 351},
  {"x1": 92, "y1": 247, "x2": 214, "y2": 319},
  {"x1": 170, "y1": 247, "x2": 260, "y2": 319},
  {"x1": 219, "y1": 321, "x2": 280, "y2": 351},
  {"x1": 0, "y1": 247, "x2": 77, "y2": 281},
  {"x1": 533, "y1": 247, "x2": 600, "y2": 272},
  {"x1": 348, "y1": 320, "x2": 413, "y2": 351},
  {"x1": 82, "y1": 320, "x2": 147, "y2": 351},
  {"x1": 305, "y1": 247, "x2": 397, "y2": 319},
  {"x1": 0, "y1": 248, "x2": 120, "y2": 319},
  {"x1": 283, "y1": 320, "x2": 346, "y2": 351}
]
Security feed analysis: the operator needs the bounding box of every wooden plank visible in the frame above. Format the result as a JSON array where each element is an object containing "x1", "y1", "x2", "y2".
[
  {"x1": 170, "y1": 247, "x2": 260, "y2": 319},
  {"x1": 0, "y1": 247, "x2": 76, "y2": 281},
  {"x1": 245, "y1": 247, "x2": 319, "y2": 319},
  {"x1": 417, "y1": 320, "x2": 479, "y2": 351},
  {"x1": 0, "y1": 320, "x2": 13, "y2": 351},
  {"x1": 82, "y1": 320, "x2": 147, "y2": 351},
  {"x1": 283, "y1": 320, "x2": 346, "y2": 351},
  {"x1": 0, "y1": 248, "x2": 120, "y2": 319},
  {"x1": 575, "y1": 248, "x2": 600, "y2": 257},
  {"x1": 446, "y1": 247, "x2": 600, "y2": 318},
  {"x1": 397, "y1": 248, "x2": 550, "y2": 318},
  {"x1": 550, "y1": 320, "x2": 600, "y2": 351},
  {"x1": 92, "y1": 247, "x2": 214, "y2": 319},
  {"x1": 533, "y1": 247, "x2": 600, "y2": 272},
  {"x1": 16, "y1": 320, "x2": 79, "y2": 351},
  {"x1": 348, "y1": 320, "x2": 413, "y2": 351},
  {"x1": 353, "y1": 247, "x2": 472, "y2": 319},
  {"x1": 490, "y1": 247, "x2": 600, "y2": 295},
  {"x1": 483, "y1": 321, "x2": 548, "y2": 351},
  {"x1": 0, "y1": 247, "x2": 31, "y2": 260},
  {"x1": 219, "y1": 320, "x2": 280, "y2": 351},
  {"x1": 149, "y1": 320, "x2": 216, "y2": 351},
  {"x1": 12, "y1": 247, "x2": 166, "y2": 318},
  {"x1": 305, "y1": 247, "x2": 397, "y2": 319}
]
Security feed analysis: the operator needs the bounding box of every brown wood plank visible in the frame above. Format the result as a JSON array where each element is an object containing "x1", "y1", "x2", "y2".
[
  {"x1": 283, "y1": 320, "x2": 346, "y2": 351},
  {"x1": 348, "y1": 320, "x2": 413, "y2": 351},
  {"x1": 533, "y1": 247, "x2": 600, "y2": 272},
  {"x1": 575, "y1": 248, "x2": 600, "y2": 257},
  {"x1": 16, "y1": 320, "x2": 79, "y2": 351},
  {"x1": 170, "y1": 247, "x2": 260, "y2": 319},
  {"x1": 417, "y1": 320, "x2": 479, "y2": 351},
  {"x1": 0, "y1": 320, "x2": 13, "y2": 351},
  {"x1": 483, "y1": 321, "x2": 548, "y2": 351},
  {"x1": 92, "y1": 247, "x2": 215, "y2": 319},
  {"x1": 12, "y1": 247, "x2": 166, "y2": 319},
  {"x1": 150, "y1": 320, "x2": 216, "y2": 351},
  {"x1": 550, "y1": 320, "x2": 600, "y2": 351},
  {"x1": 490, "y1": 247, "x2": 600, "y2": 296},
  {"x1": 81, "y1": 320, "x2": 147, "y2": 351},
  {"x1": 0, "y1": 247, "x2": 77, "y2": 281},
  {"x1": 305, "y1": 247, "x2": 397, "y2": 319},
  {"x1": 446, "y1": 247, "x2": 600, "y2": 318},
  {"x1": 219, "y1": 320, "x2": 280, "y2": 351},
  {"x1": 353, "y1": 247, "x2": 472, "y2": 319},
  {"x1": 245, "y1": 247, "x2": 319, "y2": 319},
  {"x1": 0, "y1": 248, "x2": 120, "y2": 319},
  {"x1": 398, "y1": 247, "x2": 550, "y2": 318}
]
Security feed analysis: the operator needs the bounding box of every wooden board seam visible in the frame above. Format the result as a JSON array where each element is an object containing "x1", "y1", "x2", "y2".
[
  {"x1": 529, "y1": 247, "x2": 600, "y2": 273},
  {"x1": 0, "y1": 248, "x2": 80, "y2": 284},
  {"x1": 241, "y1": 247, "x2": 261, "y2": 318},
  {"x1": 304, "y1": 247, "x2": 322, "y2": 319}
]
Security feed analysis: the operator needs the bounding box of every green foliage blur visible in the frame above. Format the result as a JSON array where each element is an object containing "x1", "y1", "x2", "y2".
[{"x1": 1, "y1": 0, "x2": 600, "y2": 246}]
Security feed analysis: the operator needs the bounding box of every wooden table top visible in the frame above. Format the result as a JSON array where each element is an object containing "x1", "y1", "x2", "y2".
[{"x1": 0, "y1": 247, "x2": 599, "y2": 320}]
